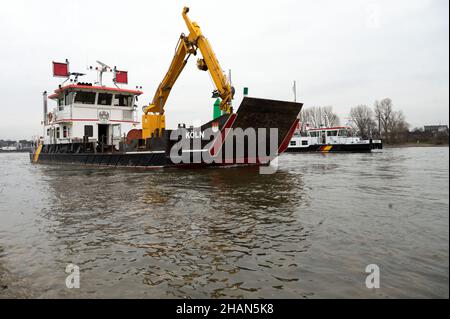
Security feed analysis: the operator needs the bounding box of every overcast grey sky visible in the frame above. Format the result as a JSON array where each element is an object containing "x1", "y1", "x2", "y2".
[{"x1": 0, "y1": 0, "x2": 448, "y2": 139}]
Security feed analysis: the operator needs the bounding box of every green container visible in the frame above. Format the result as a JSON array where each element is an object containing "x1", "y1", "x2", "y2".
[{"x1": 213, "y1": 98, "x2": 221, "y2": 120}]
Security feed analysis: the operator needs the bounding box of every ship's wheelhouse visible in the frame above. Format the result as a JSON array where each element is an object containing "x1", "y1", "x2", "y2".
[{"x1": 44, "y1": 84, "x2": 142, "y2": 150}]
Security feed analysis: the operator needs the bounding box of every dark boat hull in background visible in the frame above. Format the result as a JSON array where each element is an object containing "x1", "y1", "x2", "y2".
[{"x1": 286, "y1": 140, "x2": 383, "y2": 153}]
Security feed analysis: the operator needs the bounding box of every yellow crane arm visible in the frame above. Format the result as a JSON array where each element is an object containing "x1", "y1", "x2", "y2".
[
  {"x1": 182, "y1": 7, "x2": 234, "y2": 113},
  {"x1": 141, "y1": 6, "x2": 233, "y2": 139},
  {"x1": 143, "y1": 34, "x2": 195, "y2": 114}
]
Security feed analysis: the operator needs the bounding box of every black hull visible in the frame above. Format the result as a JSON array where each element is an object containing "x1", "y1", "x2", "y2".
[
  {"x1": 286, "y1": 142, "x2": 382, "y2": 153},
  {"x1": 31, "y1": 152, "x2": 168, "y2": 168},
  {"x1": 30, "y1": 152, "x2": 264, "y2": 169}
]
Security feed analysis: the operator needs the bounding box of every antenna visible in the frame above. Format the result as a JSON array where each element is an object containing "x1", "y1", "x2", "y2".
[
  {"x1": 96, "y1": 60, "x2": 112, "y2": 86},
  {"x1": 71, "y1": 72, "x2": 85, "y2": 83},
  {"x1": 293, "y1": 80, "x2": 297, "y2": 102}
]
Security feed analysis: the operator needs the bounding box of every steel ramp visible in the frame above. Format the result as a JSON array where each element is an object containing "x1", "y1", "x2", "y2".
[{"x1": 231, "y1": 97, "x2": 303, "y2": 155}]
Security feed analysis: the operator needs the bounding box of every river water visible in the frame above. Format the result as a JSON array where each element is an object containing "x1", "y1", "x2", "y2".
[{"x1": 0, "y1": 147, "x2": 448, "y2": 298}]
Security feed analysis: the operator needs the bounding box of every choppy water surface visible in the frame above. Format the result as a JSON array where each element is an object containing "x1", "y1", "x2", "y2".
[{"x1": 0, "y1": 147, "x2": 448, "y2": 298}]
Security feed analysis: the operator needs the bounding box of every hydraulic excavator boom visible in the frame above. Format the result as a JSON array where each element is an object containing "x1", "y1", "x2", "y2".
[{"x1": 142, "y1": 7, "x2": 234, "y2": 139}]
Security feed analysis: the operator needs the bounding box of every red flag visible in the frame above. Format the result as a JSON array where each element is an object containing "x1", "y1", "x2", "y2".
[
  {"x1": 53, "y1": 61, "x2": 69, "y2": 77},
  {"x1": 115, "y1": 70, "x2": 128, "y2": 84}
]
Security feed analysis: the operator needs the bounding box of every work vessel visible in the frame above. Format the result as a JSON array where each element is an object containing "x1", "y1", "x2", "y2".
[{"x1": 31, "y1": 7, "x2": 302, "y2": 168}]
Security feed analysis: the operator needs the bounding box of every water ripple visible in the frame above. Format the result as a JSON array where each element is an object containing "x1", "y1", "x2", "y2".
[{"x1": 0, "y1": 148, "x2": 448, "y2": 298}]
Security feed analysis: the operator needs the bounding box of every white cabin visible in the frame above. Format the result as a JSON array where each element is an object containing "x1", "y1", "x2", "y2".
[{"x1": 43, "y1": 84, "x2": 142, "y2": 149}]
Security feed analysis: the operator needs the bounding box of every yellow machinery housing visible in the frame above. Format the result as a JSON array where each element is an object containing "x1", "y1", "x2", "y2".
[{"x1": 142, "y1": 7, "x2": 234, "y2": 139}]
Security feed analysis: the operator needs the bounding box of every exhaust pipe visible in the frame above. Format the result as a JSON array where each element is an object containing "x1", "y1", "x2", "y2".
[{"x1": 43, "y1": 91, "x2": 48, "y2": 125}]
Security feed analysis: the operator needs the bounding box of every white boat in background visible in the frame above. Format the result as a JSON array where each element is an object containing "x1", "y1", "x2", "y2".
[{"x1": 286, "y1": 125, "x2": 382, "y2": 153}]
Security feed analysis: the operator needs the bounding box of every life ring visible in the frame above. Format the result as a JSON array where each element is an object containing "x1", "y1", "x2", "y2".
[{"x1": 48, "y1": 113, "x2": 53, "y2": 122}]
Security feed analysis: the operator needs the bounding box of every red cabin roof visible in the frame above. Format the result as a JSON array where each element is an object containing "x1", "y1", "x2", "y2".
[{"x1": 48, "y1": 84, "x2": 143, "y2": 99}]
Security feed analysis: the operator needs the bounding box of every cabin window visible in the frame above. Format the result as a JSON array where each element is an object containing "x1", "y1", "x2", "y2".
[
  {"x1": 114, "y1": 94, "x2": 132, "y2": 107},
  {"x1": 302, "y1": 140, "x2": 308, "y2": 145},
  {"x1": 64, "y1": 92, "x2": 73, "y2": 106},
  {"x1": 74, "y1": 91, "x2": 96, "y2": 104},
  {"x1": 98, "y1": 93, "x2": 112, "y2": 106},
  {"x1": 56, "y1": 127, "x2": 60, "y2": 139},
  {"x1": 58, "y1": 97, "x2": 64, "y2": 111},
  {"x1": 309, "y1": 131, "x2": 318, "y2": 137},
  {"x1": 290, "y1": 141, "x2": 296, "y2": 146},
  {"x1": 327, "y1": 130, "x2": 338, "y2": 136},
  {"x1": 339, "y1": 129, "x2": 349, "y2": 137},
  {"x1": 84, "y1": 125, "x2": 94, "y2": 137}
]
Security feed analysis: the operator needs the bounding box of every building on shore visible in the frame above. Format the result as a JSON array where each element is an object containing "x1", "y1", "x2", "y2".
[
  {"x1": 0, "y1": 140, "x2": 33, "y2": 152},
  {"x1": 424, "y1": 125, "x2": 449, "y2": 134}
]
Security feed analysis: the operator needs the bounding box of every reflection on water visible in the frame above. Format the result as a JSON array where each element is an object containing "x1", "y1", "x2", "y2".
[{"x1": 0, "y1": 147, "x2": 448, "y2": 298}]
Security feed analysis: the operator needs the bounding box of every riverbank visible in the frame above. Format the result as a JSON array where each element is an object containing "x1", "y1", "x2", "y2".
[{"x1": 0, "y1": 261, "x2": 30, "y2": 298}]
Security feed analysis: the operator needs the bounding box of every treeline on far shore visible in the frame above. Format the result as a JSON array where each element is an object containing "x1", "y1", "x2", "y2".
[{"x1": 300, "y1": 97, "x2": 449, "y2": 145}]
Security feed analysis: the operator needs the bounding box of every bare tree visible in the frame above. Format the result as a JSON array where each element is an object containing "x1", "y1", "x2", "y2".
[
  {"x1": 374, "y1": 98, "x2": 393, "y2": 140},
  {"x1": 300, "y1": 107, "x2": 321, "y2": 128},
  {"x1": 300, "y1": 106, "x2": 340, "y2": 128},
  {"x1": 349, "y1": 105, "x2": 376, "y2": 138},
  {"x1": 388, "y1": 110, "x2": 409, "y2": 143},
  {"x1": 373, "y1": 98, "x2": 410, "y2": 143},
  {"x1": 322, "y1": 106, "x2": 340, "y2": 127}
]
